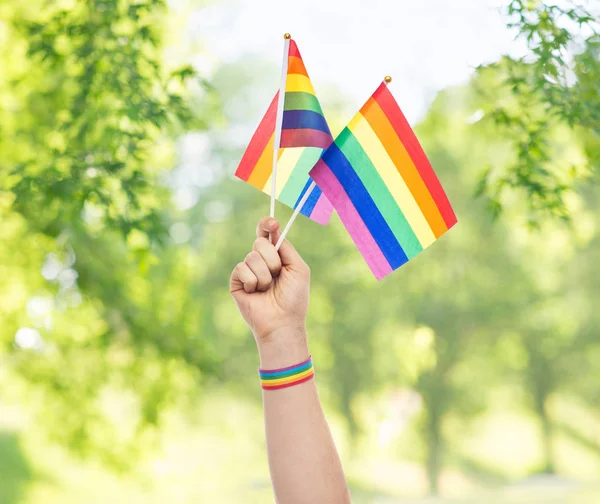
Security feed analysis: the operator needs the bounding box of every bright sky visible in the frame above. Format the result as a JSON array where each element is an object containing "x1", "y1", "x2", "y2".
[{"x1": 188, "y1": 0, "x2": 527, "y2": 123}]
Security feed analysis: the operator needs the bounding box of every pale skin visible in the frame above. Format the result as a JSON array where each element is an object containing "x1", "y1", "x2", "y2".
[{"x1": 230, "y1": 217, "x2": 352, "y2": 504}]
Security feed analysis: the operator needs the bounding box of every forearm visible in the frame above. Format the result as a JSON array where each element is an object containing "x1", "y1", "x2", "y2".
[{"x1": 258, "y1": 329, "x2": 351, "y2": 504}]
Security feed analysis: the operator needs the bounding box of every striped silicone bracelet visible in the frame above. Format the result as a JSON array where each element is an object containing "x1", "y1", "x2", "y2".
[{"x1": 259, "y1": 356, "x2": 314, "y2": 390}]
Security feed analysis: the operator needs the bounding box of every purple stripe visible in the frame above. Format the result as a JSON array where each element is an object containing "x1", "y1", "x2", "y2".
[
  {"x1": 309, "y1": 192, "x2": 334, "y2": 226},
  {"x1": 310, "y1": 160, "x2": 393, "y2": 280},
  {"x1": 258, "y1": 355, "x2": 312, "y2": 374}
]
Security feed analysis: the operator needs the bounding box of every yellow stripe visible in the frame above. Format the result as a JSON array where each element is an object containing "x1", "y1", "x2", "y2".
[
  {"x1": 261, "y1": 368, "x2": 314, "y2": 386},
  {"x1": 348, "y1": 113, "x2": 436, "y2": 248},
  {"x1": 285, "y1": 74, "x2": 315, "y2": 95},
  {"x1": 261, "y1": 147, "x2": 306, "y2": 196}
]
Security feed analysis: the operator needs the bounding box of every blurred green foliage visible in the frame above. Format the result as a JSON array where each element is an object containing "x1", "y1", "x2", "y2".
[
  {"x1": 476, "y1": 1, "x2": 599, "y2": 225},
  {"x1": 0, "y1": 0, "x2": 599, "y2": 501}
]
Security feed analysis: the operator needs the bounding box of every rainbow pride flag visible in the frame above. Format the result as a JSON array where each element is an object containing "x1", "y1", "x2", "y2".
[
  {"x1": 310, "y1": 81, "x2": 457, "y2": 279},
  {"x1": 235, "y1": 39, "x2": 333, "y2": 225}
]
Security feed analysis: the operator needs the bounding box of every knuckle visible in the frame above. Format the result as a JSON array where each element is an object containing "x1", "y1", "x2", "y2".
[
  {"x1": 258, "y1": 278, "x2": 273, "y2": 291},
  {"x1": 245, "y1": 251, "x2": 258, "y2": 263},
  {"x1": 271, "y1": 257, "x2": 283, "y2": 271}
]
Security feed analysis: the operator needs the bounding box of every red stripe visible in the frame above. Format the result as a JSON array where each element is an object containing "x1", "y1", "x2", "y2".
[
  {"x1": 261, "y1": 372, "x2": 315, "y2": 390},
  {"x1": 372, "y1": 83, "x2": 457, "y2": 229},
  {"x1": 280, "y1": 129, "x2": 332, "y2": 149},
  {"x1": 288, "y1": 39, "x2": 301, "y2": 58},
  {"x1": 235, "y1": 93, "x2": 278, "y2": 181}
]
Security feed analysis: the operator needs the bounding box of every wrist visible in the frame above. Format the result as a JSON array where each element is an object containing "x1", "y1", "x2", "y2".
[{"x1": 256, "y1": 327, "x2": 309, "y2": 370}]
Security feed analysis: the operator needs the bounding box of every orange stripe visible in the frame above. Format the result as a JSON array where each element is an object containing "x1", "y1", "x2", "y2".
[
  {"x1": 247, "y1": 134, "x2": 273, "y2": 189},
  {"x1": 288, "y1": 56, "x2": 308, "y2": 77},
  {"x1": 246, "y1": 135, "x2": 285, "y2": 190},
  {"x1": 360, "y1": 98, "x2": 447, "y2": 237}
]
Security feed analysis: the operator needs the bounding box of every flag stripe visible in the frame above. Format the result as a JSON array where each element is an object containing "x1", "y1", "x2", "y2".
[
  {"x1": 310, "y1": 188, "x2": 334, "y2": 225},
  {"x1": 278, "y1": 148, "x2": 323, "y2": 208},
  {"x1": 288, "y1": 56, "x2": 308, "y2": 77},
  {"x1": 348, "y1": 113, "x2": 437, "y2": 248},
  {"x1": 321, "y1": 143, "x2": 408, "y2": 269},
  {"x1": 284, "y1": 92, "x2": 324, "y2": 114},
  {"x1": 373, "y1": 84, "x2": 458, "y2": 230},
  {"x1": 283, "y1": 110, "x2": 330, "y2": 134},
  {"x1": 289, "y1": 39, "x2": 301, "y2": 58},
  {"x1": 336, "y1": 128, "x2": 423, "y2": 259},
  {"x1": 296, "y1": 179, "x2": 320, "y2": 216},
  {"x1": 275, "y1": 147, "x2": 305, "y2": 194},
  {"x1": 311, "y1": 159, "x2": 393, "y2": 279},
  {"x1": 261, "y1": 147, "x2": 305, "y2": 195},
  {"x1": 361, "y1": 97, "x2": 448, "y2": 238},
  {"x1": 294, "y1": 178, "x2": 312, "y2": 209},
  {"x1": 247, "y1": 133, "x2": 276, "y2": 189},
  {"x1": 236, "y1": 94, "x2": 278, "y2": 181},
  {"x1": 286, "y1": 74, "x2": 316, "y2": 95},
  {"x1": 296, "y1": 184, "x2": 323, "y2": 217},
  {"x1": 280, "y1": 129, "x2": 332, "y2": 149}
]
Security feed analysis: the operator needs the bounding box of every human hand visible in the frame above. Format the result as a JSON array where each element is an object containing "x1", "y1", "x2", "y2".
[{"x1": 230, "y1": 217, "x2": 310, "y2": 352}]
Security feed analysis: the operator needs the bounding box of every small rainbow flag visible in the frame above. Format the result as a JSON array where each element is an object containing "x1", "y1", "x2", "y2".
[
  {"x1": 235, "y1": 38, "x2": 333, "y2": 225},
  {"x1": 310, "y1": 80, "x2": 457, "y2": 279}
]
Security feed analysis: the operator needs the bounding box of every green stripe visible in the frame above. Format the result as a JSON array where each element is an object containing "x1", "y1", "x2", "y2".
[
  {"x1": 279, "y1": 148, "x2": 323, "y2": 208},
  {"x1": 335, "y1": 129, "x2": 423, "y2": 258},
  {"x1": 284, "y1": 92, "x2": 324, "y2": 115}
]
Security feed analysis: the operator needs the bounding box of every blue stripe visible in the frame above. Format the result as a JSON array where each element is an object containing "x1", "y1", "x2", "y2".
[
  {"x1": 300, "y1": 183, "x2": 321, "y2": 217},
  {"x1": 294, "y1": 178, "x2": 312, "y2": 208},
  {"x1": 294, "y1": 179, "x2": 321, "y2": 217},
  {"x1": 260, "y1": 361, "x2": 313, "y2": 378},
  {"x1": 282, "y1": 110, "x2": 331, "y2": 135},
  {"x1": 321, "y1": 142, "x2": 408, "y2": 269}
]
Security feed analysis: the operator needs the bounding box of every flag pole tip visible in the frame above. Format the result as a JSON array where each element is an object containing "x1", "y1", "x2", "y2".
[
  {"x1": 384, "y1": 75, "x2": 392, "y2": 84},
  {"x1": 284, "y1": 33, "x2": 291, "y2": 40}
]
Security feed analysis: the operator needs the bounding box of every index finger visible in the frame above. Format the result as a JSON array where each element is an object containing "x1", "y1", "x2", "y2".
[{"x1": 256, "y1": 217, "x2": 281, "y2": 243}]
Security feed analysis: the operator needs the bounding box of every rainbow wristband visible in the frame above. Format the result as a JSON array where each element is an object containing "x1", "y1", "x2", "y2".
[{"x1": 259, "y1": 356, "x2": 314, "y2": 391}]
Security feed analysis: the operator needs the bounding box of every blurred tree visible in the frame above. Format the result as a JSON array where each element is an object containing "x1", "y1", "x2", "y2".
[
  {"x1": 476, "y1": 1, "x2": 599, "y2": 225},
  {"x1": 0, "y1": 0, "x2": 219, "y2": 466},
  {"x1": 0, "y1": 432, "x2": 33, "y2": 504},
  {"x1": 2, "y1": 0, "x2": 197, "y2": 240}
]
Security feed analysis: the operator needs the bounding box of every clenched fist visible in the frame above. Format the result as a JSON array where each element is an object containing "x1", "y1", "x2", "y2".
[{"x1": 230, "y1": 217, "x2": 310, "y2": 350}]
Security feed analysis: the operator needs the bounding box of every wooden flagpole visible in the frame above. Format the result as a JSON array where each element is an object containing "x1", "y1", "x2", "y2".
[{"x1": 270, "y1": 33, "x2": 291, "y2": 219}]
